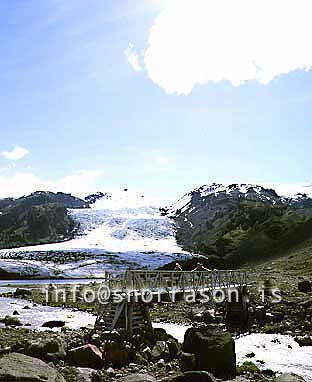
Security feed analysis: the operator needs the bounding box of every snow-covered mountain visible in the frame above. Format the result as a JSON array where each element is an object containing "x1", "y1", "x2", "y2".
[
  {"x1": 167, "y1": 183, "x2": 284, "y2": 216},
  {"x1": 1, "y1": 184, "x2": 312, "y2": 278},
  {"x1": 167, "y1": 183, "x2": 312, "y2": 217},
  {"x1": 0, "y1": 190, "x2": 188, "y2": 278},
  {"x1": 163, "y1": 183, "x2": 312, "y2": 268}
]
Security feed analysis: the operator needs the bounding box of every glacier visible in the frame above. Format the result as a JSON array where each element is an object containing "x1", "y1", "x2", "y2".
[{"x1": 0, "y1": 190, "x2": 189, "y2": 278}]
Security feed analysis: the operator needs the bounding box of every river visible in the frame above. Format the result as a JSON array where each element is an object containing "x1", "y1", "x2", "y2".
[{"x1": 0, "y1": 295, "x2": 311, "y2": 381}]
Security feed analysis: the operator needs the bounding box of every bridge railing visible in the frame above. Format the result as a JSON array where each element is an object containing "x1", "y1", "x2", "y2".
[{"x1": 105, "y1": 270, "x2": 248, "y2": 293}]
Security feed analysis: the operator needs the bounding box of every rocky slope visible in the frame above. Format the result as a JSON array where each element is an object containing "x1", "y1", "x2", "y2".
[
  {"x1": 0, "y1": 192, "x2": 87, "y2": 250},
  {"x1": 165, "y1": 183, "x2": 312, "y2": 268},
  {"x1": 0, "y1": 204, "x2": 75, "y2": 250}
]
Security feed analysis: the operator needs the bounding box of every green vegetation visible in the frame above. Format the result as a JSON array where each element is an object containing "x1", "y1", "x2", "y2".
[
  {"x1": 0, "y1": 315, "x2": 23, "y2": 326},
  {"x1": 236, "y1": 361, "x2": 260, "y2": 375},
  {"x1": 174, "y1": 199, "x2": 312, "y2": 268},
  {"x1": 0, "y1": 192, "x2": 81, "y2": 249}
]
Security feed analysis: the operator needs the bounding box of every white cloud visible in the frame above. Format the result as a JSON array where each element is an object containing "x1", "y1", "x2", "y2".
[
  {"x1": 155, "y1": 154, "x2": 169, "y2": 167},
  {"x1": 143, "y1": 0, "x2": 312, "y2": 95},
  {"x1": 1, "y1": 145, "x2": 30, "y2": 160},
  {"x1": 124, "y1": 43, "x2": 142, "y2": 72},
  {"x1": 0, "y1": 170, "x2": 102, "y2": 199},
  {"x1": 267, "y1": 183, "x2": 312, "y2": 198}
]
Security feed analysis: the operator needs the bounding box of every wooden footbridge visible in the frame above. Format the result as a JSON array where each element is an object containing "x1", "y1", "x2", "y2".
[{"x1": 95, "y1": 269, "x2": 248, "y2": 333}]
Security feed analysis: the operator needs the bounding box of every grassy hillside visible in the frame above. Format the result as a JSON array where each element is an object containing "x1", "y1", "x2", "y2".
[
  {"x1": 245, "y1": 235, "x2": 312, "y2": 295},
  {"x1": 0, "y1": 191, "x2": 87, "y2": 249},
  {"x1": 0, "y1": 202, "x2": 75, "y2": 249},
  {"x1": 171, "y1": 198, "x2": 312, "y2": 269}
]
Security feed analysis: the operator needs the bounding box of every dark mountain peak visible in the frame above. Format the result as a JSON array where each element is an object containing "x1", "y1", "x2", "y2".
[
  {"x1": 17, "y1": 191, "x2": 89, "y2": 209},
  {"x1": 85, "y1": 191, "x2": 112, "y2": 205}
]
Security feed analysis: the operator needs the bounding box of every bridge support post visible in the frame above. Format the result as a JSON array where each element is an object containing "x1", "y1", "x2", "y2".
[{"x1": 95, "y1": 298, "x2": 152, "y2": 334}]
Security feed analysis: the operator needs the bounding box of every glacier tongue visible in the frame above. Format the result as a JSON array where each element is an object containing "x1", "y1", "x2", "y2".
[
  {"x1": 69, "y1": 206, "x2": 180, "y2": 252},
  {"x1": 0, "y1": 190, "x2": 189, "y2": 278}
]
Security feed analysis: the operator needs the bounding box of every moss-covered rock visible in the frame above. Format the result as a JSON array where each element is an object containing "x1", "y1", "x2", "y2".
[
  {"x1": 0, "y1": 315, "x2": 22, "y2": 326},
  {"x1": 236, "y1": 361, "x2": 260, "y2": 375}
]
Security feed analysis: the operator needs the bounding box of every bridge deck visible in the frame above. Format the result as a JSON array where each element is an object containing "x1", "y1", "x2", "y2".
[
  {"x1": 95, "y1": 269, "x2": 248, "y2": 332},
  {"x1": 103, "y1": 269, "x2": 248, "y2": 294}
]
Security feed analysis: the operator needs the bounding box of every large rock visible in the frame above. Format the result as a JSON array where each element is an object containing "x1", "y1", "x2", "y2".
[
  {"x1": 134, "y1": 351, "x2": 149, "y2": 366},
  {"x1": 183, "y1": 327, "x2": 236, "y2": 379},
  {"x1": 42, "y1": 320, "x2": 66, "y2": 329},
  {"x1": 103, "y1": 341, "x2": 131, "y2": 368},
  {"x1": 151, "y1": 341, "x2": 170, "y2": 362},
  {"x1": 23, "y1": 337, "x2": 66, "y2": 362},
  {"x1": 255, "y1": 306, "x2": 266, "y2": 326},
  {"x1": 67, "y1": 344, "x2": 103, "y2": 369},
  {"x1": 167, "y1": 338, "x2": 180, "y2": 359},
  {"x1": 152, "y1": 328, "x2": 170, "y2": 341},
  {"x1": 0, "y1": 352, "x2": 65, "y2": 381},
  {"x1": 294, "y1": 336, "x2": 312, "y2": 347},
  {"x1": 166, "y1": 371, "x2": 217, "y2": 382},
  {"x1": 298, "y1": 281, "x2": 311, "y2": 293},
  {"x1": 275, "y1": 373, "x2": 306, "y2": 382},
  {"x1": 14, "y1": 288, "x2": 32, "y2": 297},
  {"x1": 178, "y1": 352, "x2": 196, "y2": 372},
  {"x1": 0, "y1": 315, "x2": 22, "y2": 326},
  {"x1": 76, "y1": 367, "x2": 96, "y2": 382}
]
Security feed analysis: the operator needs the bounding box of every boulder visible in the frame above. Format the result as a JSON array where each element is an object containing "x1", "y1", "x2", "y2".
[
  {"x1": 23, "y1": 337, "x2": 66, "y2": 362},
  {"x1": 100, "y1": 329, "x2": 123, "y2": 342},
  {"x1": 76, "y1": 367, "x2": 96, "y2": 382},
  {"x1": 42, "y1": 320, "x2": 66, "y2": 329},
  {"x1": 103, "y1": 341, "x2": 131, "y2": 368},
  {"x1": 236, "y1": 361, "x2": 259, "y2": 375},
  {"x1": 183, "y1": 327, "x2": 236, "y2": 379},
  {"x1": 298, "y1": 281, "x2": 311, "y2": 293},
  {"x1": 0, "y1": 315, "x2": 22, "y2": 326},
  {"x1": 294, "y1": 336, "x2": 312, "y2": 347},
  {"x1": 153, "y1": 328, "x2": 170, "y2": 341},
  {"x1": 67, "y1": 344, "x2": 103, "y2": 369},
  {"x1": 134, "y1": 351, "x2": 149, "y2": 366},
  {"x1": 141, "y1": 346, "x2": 152, "y2": 361},
  {"x1": 0, "y1": 352, "x2": 65, "y2": 381},
  {"x1": 275, "y1": 373, "x2": 306, "y2": 382},
  {"x1": 202, "y1": 310, "x2": 216, "y2": 324},
  {"x1": 151, "y1": 341, "x2": 170, "y2": 362},
  {"x1": 178, "y1": 351, "x2": 196, "y2": 372},
  {"x1": 157, "y1": 358, "x2": 166, "y2": 368},
  {"x1": 120, "y1": 374, "x2": 156, "y2": 382},
  {"x1": 255, "y1": 306, "x2": 266, "y2": 326},
  {"x1": 166, "y1": 371, "x2": 217, "y2": 382},
  {"x1": 14, "y1": 288, "x2": 32, "y2": 297},
  {"x1": 167, "y1": 338, "x2": 180, "y2": 359},
  {"x1": 245, "y1": 352, "x2": 255, "y2": 358}
]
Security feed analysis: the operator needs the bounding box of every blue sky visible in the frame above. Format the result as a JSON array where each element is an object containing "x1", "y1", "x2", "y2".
[{"x1": 1, "y1": 0, "x2": 312, "y2": 200}]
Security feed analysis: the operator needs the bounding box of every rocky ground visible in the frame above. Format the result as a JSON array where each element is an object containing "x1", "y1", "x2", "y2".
[
  {"x1": 0, "y1": 321, "x2": 277, "y2": 382},
  {"x1": 0, "y1": 240, "x2": 311, "y2": 382},
  {"x1": 0, "y1": 298, "x2": 310, "y2": 382},
  {"x1": 244, "y1": 237, "x2": 312, "y2": 339}
]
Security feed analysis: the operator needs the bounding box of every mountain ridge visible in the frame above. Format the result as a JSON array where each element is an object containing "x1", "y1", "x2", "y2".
[
  {"x1": 163, "y1": 183, "x2": 312, "y2": 269},
  {"x1": 0, "y1": 191, "x2": 86, "y2": 249},
  {"x1": 1, "y1": 184, "x2": 312, "y2": 274}
]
